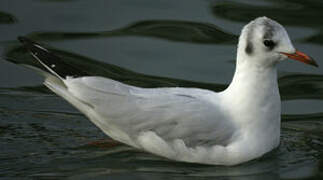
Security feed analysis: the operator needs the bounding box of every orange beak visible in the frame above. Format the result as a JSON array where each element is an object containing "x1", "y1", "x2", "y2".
[{"x1": 280, "y1": 50, "x2": 318, "y2": 67}]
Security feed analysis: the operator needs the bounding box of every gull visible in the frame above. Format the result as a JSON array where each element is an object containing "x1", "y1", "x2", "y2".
[{"x1": 18, "y1": 17, "x2": 318, "y2": 166}]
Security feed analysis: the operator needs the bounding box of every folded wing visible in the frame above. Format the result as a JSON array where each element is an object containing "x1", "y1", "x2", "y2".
[{"x1": 63, "y1": 77, "x2": 235, "y2": 148}]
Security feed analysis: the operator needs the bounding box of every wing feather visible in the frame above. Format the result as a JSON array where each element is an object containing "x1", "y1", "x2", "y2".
[{"x1": 64, "y1": 76, "x2": 235, "y2": 147}]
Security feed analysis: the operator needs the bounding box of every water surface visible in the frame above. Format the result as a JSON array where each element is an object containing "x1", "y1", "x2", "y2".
[{"x1": 0, "y1": 0, "x2": 322, "y2": 179}]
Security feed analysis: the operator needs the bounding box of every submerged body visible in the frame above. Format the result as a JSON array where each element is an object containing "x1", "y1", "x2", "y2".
[{"x1": 18, "y1": 17, "x2": 317, "y2": 165}]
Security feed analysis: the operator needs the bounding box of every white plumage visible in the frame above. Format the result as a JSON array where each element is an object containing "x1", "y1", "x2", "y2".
[{"x1": 20, "y1": 17, "x2": 317, "y2": 165}]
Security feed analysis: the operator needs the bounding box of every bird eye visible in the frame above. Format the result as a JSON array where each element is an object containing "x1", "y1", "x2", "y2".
[{"x1": 263, "y1": 40, "x2": 275, "y2": 48}]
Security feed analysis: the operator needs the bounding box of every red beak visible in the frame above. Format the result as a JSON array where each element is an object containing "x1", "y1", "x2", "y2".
[{"x1": 280, "y1": 50, "x2": 318, "y2": 67}]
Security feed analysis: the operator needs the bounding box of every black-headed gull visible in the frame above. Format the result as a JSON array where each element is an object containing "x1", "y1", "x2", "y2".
[{"x1": 18, "y1": 17, "x2": 318, "y2": 166}]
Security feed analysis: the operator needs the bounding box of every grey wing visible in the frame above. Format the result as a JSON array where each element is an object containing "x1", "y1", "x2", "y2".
[{"x1": 64, "y1": 76, "x2": 235, "y2": 147}]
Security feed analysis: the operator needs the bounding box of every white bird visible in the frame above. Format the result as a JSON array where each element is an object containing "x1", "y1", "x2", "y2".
[{"x1": 18, "y1": 17, "x2": 318, "y2": 166}]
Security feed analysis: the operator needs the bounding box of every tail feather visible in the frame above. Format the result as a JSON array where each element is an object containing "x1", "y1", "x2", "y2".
[{"x1": 18, "y1": 36, "x2": 88, "y2": 79}]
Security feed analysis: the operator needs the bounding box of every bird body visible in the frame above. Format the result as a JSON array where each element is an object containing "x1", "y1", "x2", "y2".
[{"x1": 18, "y1": 17, "x2": 317, "y2": 165}]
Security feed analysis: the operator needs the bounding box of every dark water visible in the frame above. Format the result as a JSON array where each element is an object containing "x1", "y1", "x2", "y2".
[{"x1": 0, "y1": 0, "x2": 323, "y2": 179}]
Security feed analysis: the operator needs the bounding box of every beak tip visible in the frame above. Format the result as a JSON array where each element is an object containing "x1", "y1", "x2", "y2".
[
  {"x1": 312, "y1": 61, "x2": 319, "y2": 68},
  {"x1": 282, "y1": 51, "x2": 319, "y2": 68}
]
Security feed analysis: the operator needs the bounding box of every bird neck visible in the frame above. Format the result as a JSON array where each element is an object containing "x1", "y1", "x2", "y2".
[
  {"x1": 228, "y1": 59, "x2": 278, "y2": 94},
  {"x1": 221, "y1": 59, "x2": 281, "y2": 146},
  {"x1": 222, "y1": 58, "x2": 280, "y2": 107}
]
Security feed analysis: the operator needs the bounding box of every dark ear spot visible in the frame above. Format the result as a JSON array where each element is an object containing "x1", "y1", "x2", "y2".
[{"x1": 245, "y1": 41, "x2": 253, "y2": 55}]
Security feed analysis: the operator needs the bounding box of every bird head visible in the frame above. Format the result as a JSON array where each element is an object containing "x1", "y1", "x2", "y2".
[{"x1": 237, "y1": 17, "x2": 318, "y2": 68}]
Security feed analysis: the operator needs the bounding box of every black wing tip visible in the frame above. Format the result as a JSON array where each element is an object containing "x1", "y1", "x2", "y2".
[
  {"x1": 18, "y1": 36, "x2": 36, "y2": 46},
  {"x1": 17, "y1": 36, "x2": 47, "y2": 54},
  {"x1": 17, "y1": 36, "x2": 89, "y2": 79},
  {"x1": 18, "y1": 36, "x2": 28, "y2": 43}
]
